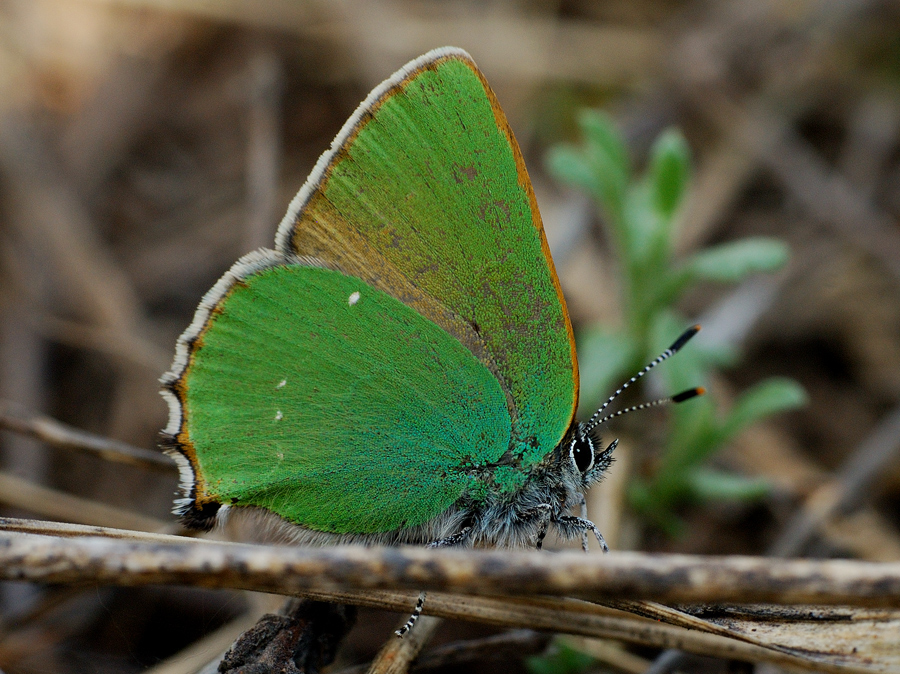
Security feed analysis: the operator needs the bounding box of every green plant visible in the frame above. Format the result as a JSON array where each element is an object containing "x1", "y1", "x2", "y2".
[
  {"x1": 526, "y1": 641, "x2": 596, "y2": 674},
  {"x1": 547, "y1": 111, "x2": 806, "y2": 533}
]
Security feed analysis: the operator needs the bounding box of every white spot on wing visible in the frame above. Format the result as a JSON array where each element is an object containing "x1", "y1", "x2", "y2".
[
  {"x1": 348, "y1": 291, "x2": 360, "y2": 306},
  {"x1": 160, "y1": 249, "x2": 284, "y2": 444},
  {"x1": 275, "y1": 410, "x2": 283, "y2": 421}
]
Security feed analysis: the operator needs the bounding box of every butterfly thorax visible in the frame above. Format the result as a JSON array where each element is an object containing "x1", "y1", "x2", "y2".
[{"x1": 450, "y1": 421, "x2": 614, "y2": 548}]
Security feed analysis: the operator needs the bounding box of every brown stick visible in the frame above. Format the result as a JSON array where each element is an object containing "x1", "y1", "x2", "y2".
[
  {"x1": 770, "y1": 403, "x2": 900, "y2": 557},
  {"x1": 365, "y1": 616, "x2": 442, "y2": 674},
  {"x1": 2, "y1": 530, "x2": 899, "y2": 607},
  {"x1": 0, "y1": 476, "x2": 172, "y2": 533},
  {"x1": 0, "y1": 400, "x2": 174, "y2": 472},
  {"x1": 1, "y1": 522, "x2": 894, "y2": 672},
  {"x1": 275, "y1": 590, "x2": 874, "y2": 674}
]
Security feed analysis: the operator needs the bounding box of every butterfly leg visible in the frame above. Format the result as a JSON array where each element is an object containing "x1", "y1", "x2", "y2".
[
  {"x1": 394, "y1": 591, "x2": 427, "y2": 638},
  {"x1": 426, "y1": 526, "x2": 473, "y2": 548},
  {"x1": 576, "y1": 493, "x2": 590, "y2": 552},
  {"x1": 395, "y1": 526, "x2": 473, "y2": 638},
  {"x1": 527, "y1": 503, "x2": 552, "y2": 550},
  {"x1": 555, "y1": 515, "x2": 609, "y2": 553}
]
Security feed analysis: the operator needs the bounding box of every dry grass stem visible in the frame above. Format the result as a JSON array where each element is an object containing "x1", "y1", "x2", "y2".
[
  {"x1": 295, "y1": 590, "x2": 898, "y2": 674},
  {"x1": 0, "y1": 517, "x2": 186, "y2": 541},
  {"x1": 365, "y1": 615, "x2": 442, "y2": 674},
  {"x1": 771, "y1": 403, "x2": 900, "y2": 557},
  {"x1": 3, "y1": 528, "x2": 900, "y2": 607},
  {"x1": 0, "y1": 400, "x2": 174, "y2": 472},
  {"x1": 0, "y1": 477, "x2": 171, "y2": 532},
  {"x1": 3, "y1": 518, "x2": 894, "y2": 672}
]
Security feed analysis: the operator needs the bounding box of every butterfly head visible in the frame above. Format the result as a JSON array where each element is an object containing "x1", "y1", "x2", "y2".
[
  {"x1": 565, "y1": 422, "x2": 617, "y2": 489},
  {"x1": 558, "y1": 325, "x2": 705, "y2": 494}
]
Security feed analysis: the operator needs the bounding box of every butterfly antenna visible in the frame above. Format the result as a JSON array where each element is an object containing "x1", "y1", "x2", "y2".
[
  {"x1": 588, "y1": 387, "x2": 705, "y2": 429},
  {"x1": 584, "y1": 324, "x2": 702, "y2": 433}
]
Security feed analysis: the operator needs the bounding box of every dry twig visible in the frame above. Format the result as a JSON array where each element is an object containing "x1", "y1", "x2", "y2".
[
  {"x1": 0, "y1": 400, "x2": 174, "y2": 473},
  {"x1": 0, "y1": 475, "x2": 170, "y2": 532},
  {"x1": 2, "y1": 526, "x2": 899, "y2": 607},
  {"x1": 365, "y1": 615, "x2": 442, "y2": 674},
  {"x1": 771, "y1": 403, "x2": 900, "y2": 557},
  {"x1": 2, "y1": 519, "x2": 898, "y2": 672}
]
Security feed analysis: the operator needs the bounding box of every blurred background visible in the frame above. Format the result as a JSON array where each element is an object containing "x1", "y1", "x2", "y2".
[{"x1": 2, "y1": 0, "x2": 900, "y2": 672}]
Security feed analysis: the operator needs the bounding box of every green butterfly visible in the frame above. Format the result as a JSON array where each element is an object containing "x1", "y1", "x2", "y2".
[{"x1": 160, "y1": 47, "x2": 698, "y2": 558}]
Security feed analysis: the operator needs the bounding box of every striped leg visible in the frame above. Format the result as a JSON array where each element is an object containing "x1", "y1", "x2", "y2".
[
  {"x1": 396, "y1": 527, "x2": 472, "y2": 638},
  {"x1": 427, "y1": 526, "x2": 472, "y2": 548},
  {"x1": 555, "y1": 515, "x2": 609, "y2": 553},
  {"x1": 395, "y1": 591, "x2": 427, "y2": 638},
  {"x1": 533, "y1": 504, "x2": 552, "y2": 550},
  {"x1": 577, "y1": 493, "x2": 590, "y2": 552}
]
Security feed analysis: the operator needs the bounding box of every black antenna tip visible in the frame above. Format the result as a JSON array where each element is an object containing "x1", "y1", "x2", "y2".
[
  {"x1": 672, "y1": 387, "x2": 705, "y2": 403},
  {"x1": 668, "y1": 324, "x2": 701, "y2": 353}
]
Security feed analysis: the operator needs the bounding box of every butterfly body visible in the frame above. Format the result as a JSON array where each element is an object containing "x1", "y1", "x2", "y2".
[{"x1": 161, "y1": 47, "x2": 615, "y2": 549}]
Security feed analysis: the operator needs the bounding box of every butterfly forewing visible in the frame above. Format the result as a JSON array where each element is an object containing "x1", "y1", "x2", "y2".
[
  {"x1": 278, "y1": 48, "x2": 578, "y2": 465},
  {"x1": 176, "y1": 263, "x2": 510, "y2": 533}
]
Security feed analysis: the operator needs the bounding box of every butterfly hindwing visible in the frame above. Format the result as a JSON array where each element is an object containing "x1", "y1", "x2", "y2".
[{"x1": 166, "y1": 255, "x2": 510, "y2": 535}]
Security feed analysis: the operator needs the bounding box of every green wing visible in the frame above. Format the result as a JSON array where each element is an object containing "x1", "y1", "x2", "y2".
[
  {"x1": 163, "y1": 48, "x2": 578, "y2": 536},
  {"x1": 174, "y1": 260, "x2": 509, "y2": 534},
  {"x1": 277, "y1": 48, "x2": 578, "y2": 465}
]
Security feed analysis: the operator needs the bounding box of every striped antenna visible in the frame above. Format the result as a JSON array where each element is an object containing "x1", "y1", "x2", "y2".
[
  {"x1": 584, "y1": 325, "x2": 702, "y2": 433},
  {"x1": 587, "y1": 387, "x2": 705, "y2": 430}
]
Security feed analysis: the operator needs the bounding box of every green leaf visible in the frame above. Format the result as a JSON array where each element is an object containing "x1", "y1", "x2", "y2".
[
  {"x1": 546, "y1": 144, "x2": 625, "y2": 220},
  {"x1": 527, "y1": 641, "x2": 595, "y2": 674},
  {"x1": 720, "y1": 377, "x2": 807, "y2": 440},
  {"x1": 648, "y1": 129, "x2": 690, "y2": 219},
  {"x1": 545, "y1": 146, "x2": 596, "y2": 196},
  {"x1": 575, "y1": 327, "x2": 636, "y2": 417},
  {"x1": 546, "y1": 113, "x2": 798, "y2": 535},
  {"x1": 687, "y1": 468, "x2": 772, "y2": 502},
  {"x1": 621, "y1": 182, "x2": 659, "y2": 264},
  {"x1": 628, "y1": 478, "x2": 654, "y2": 512},
  {"x1": 685, "y1": 238, "x2": 789, "y2": 283},
  {"x1": 580, "y1": 111, "x2": 630, "y2": 219},
  {"x1": 578, "y1": 110, "x2": 629, "y2": 181},
  {"x1": 628, "y1": 479, "x2": 686, "y2": 536}
]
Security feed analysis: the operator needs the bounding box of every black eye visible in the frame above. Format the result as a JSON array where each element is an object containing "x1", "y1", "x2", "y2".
[{"x1": 570, "y1": 433, "x2": 594, "y2": 474}]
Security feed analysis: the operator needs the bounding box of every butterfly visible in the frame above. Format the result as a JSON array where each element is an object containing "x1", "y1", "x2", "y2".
[{"x1": 160, "y1": 46, "x2": 700, "y2": 581}]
